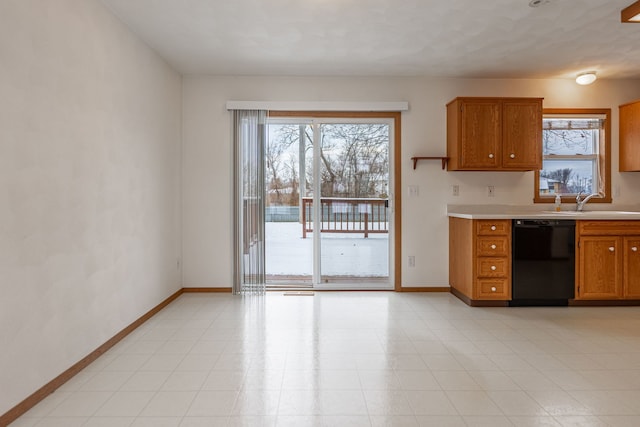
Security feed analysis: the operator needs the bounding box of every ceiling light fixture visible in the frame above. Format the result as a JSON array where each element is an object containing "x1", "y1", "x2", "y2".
[
  {"x1": 528, "y1": 0, "x2": 550, "y2": 7},
  {"x1": 576, "y1": 72, "x2": 597, "y2": 85},
  {"x1": 621, "y1": 1, "x2": 640, "y2": 22}
]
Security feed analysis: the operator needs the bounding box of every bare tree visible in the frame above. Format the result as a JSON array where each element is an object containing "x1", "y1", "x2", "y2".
[
  {"x1": 266, "y1": 126, "x2": 299, "y2": 205},
  {"x1": 267, "y1": 123, "x2": 389, "y2": 203},
  {"x1": 543, "y1": 128, "x2": 592, "y2": 154},
  {"x1": 317, "y1": 124, "x2": 389, "y2": 198}
]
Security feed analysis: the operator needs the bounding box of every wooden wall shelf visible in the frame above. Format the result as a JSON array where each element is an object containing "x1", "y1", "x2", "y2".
[{"x1": 411, "y1": 156, "x2": 449, "y2": 170}]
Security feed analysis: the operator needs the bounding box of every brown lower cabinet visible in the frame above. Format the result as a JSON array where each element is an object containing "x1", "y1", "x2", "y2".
[
  {"x1": 624, "y1": 237, "x2": 640, "y2": 298},
  {"x1": 449, "y1": 217, "x2": 511, "y2": 304},
  {"x1": 576, "y1": 221, "x2": 640, "y2": 300},
  {"x1": 449, "y1": 218, "x2": 640, "y2": 305}
]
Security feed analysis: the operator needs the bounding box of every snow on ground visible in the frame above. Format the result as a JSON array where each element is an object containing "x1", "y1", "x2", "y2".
[{"x1": 265, "y1": 222, "x2": 389, "y2": 277}]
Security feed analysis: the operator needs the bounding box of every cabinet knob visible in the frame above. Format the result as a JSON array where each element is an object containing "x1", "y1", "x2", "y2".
[
  {"x1": 632, "y1": 247, "x2": 638, "y2": 252},
  {"x1": 490, "y1": 226, "x2": 497, "y2": 231},
  {"x1": 609, "y1": 247, "x2": 615, "y2": 252},
  {"x1": 488, "y1": 153, "x2": 494, "y2": 159},
  {"x1": 491, "y1": 287, "x2": 497, "y2": 292},
  {"x1": 491, "y1": 244, "x2": 497, "y2": 249},
  {"x1": 491, "y1": 265, "x2": 497, "y2": 271},
  {"x1": 510, "y1": 153, "x2": 515, "y2": 159}
]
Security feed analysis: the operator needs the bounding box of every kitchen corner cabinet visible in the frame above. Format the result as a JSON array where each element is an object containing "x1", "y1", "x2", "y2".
[
  {"x1": 576, "y1": 221, "x2": 640, "y2": 300},
  {"x1": 619, "y1": 99, "x2": 640, "y2": 171},
  {"x1": 446, "y1": 97, "x2": 543, "y2": 171},
  {"x1": 449, "y1": 217, "x2": 511, "y2": 302}
]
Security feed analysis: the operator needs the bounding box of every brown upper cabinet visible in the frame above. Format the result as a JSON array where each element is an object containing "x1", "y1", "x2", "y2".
[
  {"x1": 620, "y1": 99, "x2": 640, "y2": 172},
  {"x1": 446, "y1": 97, "x2": 543, "y2": 171}
]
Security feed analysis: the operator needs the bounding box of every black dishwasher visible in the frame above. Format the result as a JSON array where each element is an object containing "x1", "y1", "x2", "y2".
[{"x1": 511, "y1": 219, "x2": 575, "y2": 306}]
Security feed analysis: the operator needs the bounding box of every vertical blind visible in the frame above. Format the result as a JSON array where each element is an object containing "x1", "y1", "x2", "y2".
[{"x1": 233, "y1": 110, "x2": 268, "y2": 295}]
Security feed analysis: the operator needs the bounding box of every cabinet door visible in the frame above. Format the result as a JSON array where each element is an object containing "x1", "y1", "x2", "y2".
[
  {"x1": 577, "y1": 236, "x2": 622, "y2": 299},
  {"x1": 459, "y1": 100, "x2": 501, "y2": 169},
  {"x1": 502, "y1": 100, "x2": 542, "y2": 170},
  {"x1": 620, "y1": 101, "x2": 640, "y2": 172},
  {"x1": 623, "y1": 237, "x2": 640, "y2": 298}
]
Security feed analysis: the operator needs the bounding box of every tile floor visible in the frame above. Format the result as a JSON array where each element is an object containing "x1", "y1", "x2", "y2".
[{"x1": 9, "y1": 292, "x2": 640, "y2": 427}]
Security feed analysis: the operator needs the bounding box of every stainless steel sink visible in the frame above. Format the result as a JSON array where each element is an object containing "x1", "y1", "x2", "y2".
[{"x1": 541, "y1": 210, "x2": 640, "y2": 217}]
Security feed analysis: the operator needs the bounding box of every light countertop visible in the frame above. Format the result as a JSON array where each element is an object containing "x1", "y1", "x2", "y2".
[{"x1": 447, "y1": 204, "x2": 640, "y2": 220}]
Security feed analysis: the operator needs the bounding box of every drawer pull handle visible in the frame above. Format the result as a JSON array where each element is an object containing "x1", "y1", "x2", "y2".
[
  {"x1": 491, "y1": 244, "x2": 497, "y2": 249},
  {"x1": 632, "y1": 247, "x2": 638, "y2": 252},
  {"x1": 609, "y1": 247, "x2": 615, "y2": 252},
  {"x1": 488, "y1": 153, "x2": 494, "y2": 159},
  {"x1": 491, "y1": 287, "x2": 497, "y2": 292},
  {"x1": 490, "y1": 226, "x2": 497, "y2": 231},
  {"x1": 491, "y1": 265, "x2": 497, "y2": 271},
  {"x1": 510, "y1": 153, "x2": 515, "y2": 159}
]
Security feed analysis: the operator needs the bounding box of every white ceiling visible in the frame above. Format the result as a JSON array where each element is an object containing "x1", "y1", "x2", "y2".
[{"x1": 100, "y1": 0, "x2": 640, "y2": 80}]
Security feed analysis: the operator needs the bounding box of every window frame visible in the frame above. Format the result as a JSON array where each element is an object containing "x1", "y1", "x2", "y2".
[{"x1": 534, "y1": 108, "x2": 612, "y2": 204}]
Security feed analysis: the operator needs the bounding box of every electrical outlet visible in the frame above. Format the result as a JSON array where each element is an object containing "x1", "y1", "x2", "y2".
[
  {"x1": 487, "y1": 185, "x2": 495, "y2": 197},
  {"x1": 408, "y1": 185, "x2": 419, "y2": 197},
  {"x1": 452, "y1": 185, "x2": 459, "y2": 196},
  {"x1": 408, "y1": 255, "x2": 415, "y2": 268}
]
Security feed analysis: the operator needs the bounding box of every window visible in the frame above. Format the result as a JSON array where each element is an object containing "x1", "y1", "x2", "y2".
[{"x1": 534, "y1": 108, "x2": 611, "y2": 203}]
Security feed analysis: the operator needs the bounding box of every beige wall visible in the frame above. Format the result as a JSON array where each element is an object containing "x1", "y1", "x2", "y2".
[
  {"x1": 2, "y1": 0, "x2": 640, "y2": 414},
  {"x1": 0, "y1": 0, "x2": 182, "y2": 413},
  {"x1": 182, "y1": 75, "x2": 640, "y2": 288}
]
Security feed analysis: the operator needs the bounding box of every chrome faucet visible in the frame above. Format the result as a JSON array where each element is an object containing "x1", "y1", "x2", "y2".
[{"x1": 576, "y1": 191, "x2": 599, "y2": 211}]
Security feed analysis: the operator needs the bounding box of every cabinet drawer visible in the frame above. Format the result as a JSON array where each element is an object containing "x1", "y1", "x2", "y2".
[
  {"x1": 476, "y1": 220, "x2": 510, "y2": 236},
  {"x1": 578, "y1": 221, "x2": 640, "y2": 236},
  {"x1": 477, "y1": 237, "x2": 509, "y2": 256},
  {"x1": 476, "y1": 279, "x2": 510, "y2": 300},
  {"x1": 477, "y1": 257, "x2": 509, "y2": 277}
]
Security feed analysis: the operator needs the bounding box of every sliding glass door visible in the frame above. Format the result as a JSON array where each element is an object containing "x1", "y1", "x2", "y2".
[
  {"x1": 264, "y1": 122, "x2": 314, "y2": 285},
  {"x1": 265, "y1": 117, "x2": 393, "y2": 290},
  {"x1": 317, "y1": 122, "x2": 390, "y2": 288}
]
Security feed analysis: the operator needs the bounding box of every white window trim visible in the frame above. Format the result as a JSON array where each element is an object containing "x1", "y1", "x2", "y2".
[{"x1": 540, "y1": 115, "x2": 603, "y2": 197}]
